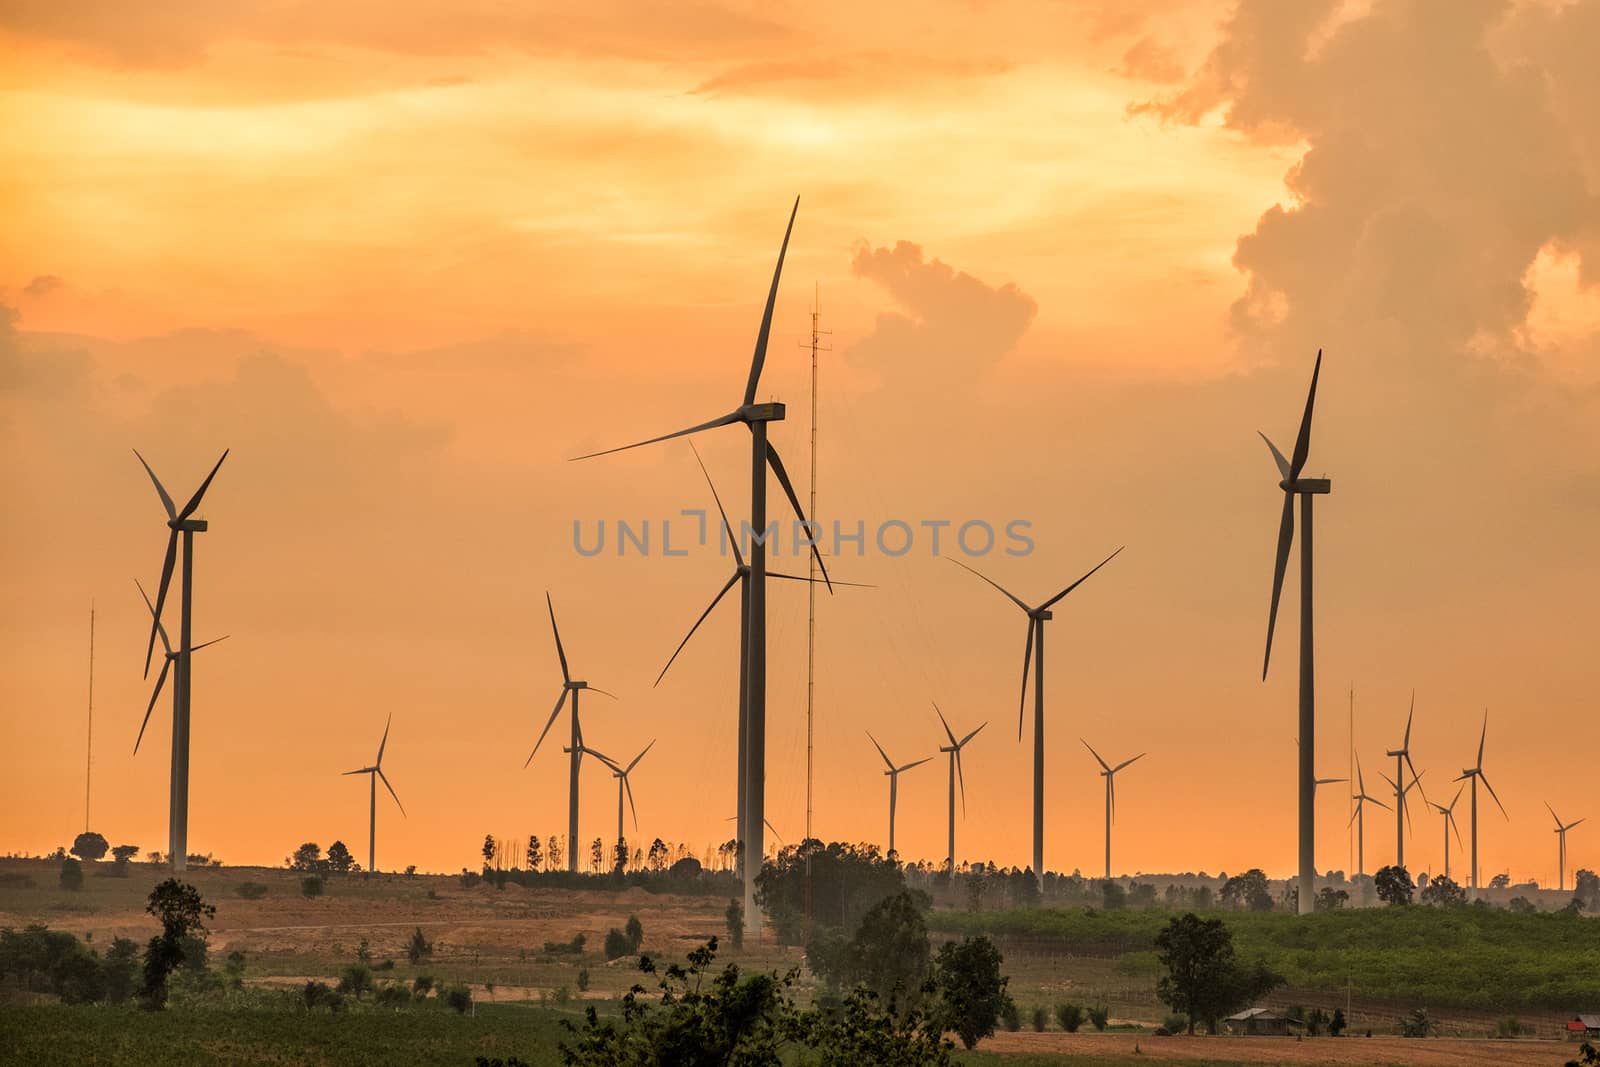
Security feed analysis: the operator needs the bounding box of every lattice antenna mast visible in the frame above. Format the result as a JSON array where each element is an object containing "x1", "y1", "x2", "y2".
[
  {"x1": 86, "y1": 602, "x2": 95, "y2": 833},
  {"x1": 801, "y1": 282, "x2": 830, "y2": 844}
]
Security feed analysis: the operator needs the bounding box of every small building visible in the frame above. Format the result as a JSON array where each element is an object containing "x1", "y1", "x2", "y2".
[
  {"x1": 1226, "y1": 1007, "x2": 1296, "y2": 1037},
  {"x1": 1567, "y1": 1014, "x2": 1600, "y2": 1039}
]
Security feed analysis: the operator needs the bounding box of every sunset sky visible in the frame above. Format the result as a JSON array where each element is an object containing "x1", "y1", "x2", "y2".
[{"x1": 3, "y1": 0, "x2": 1599, "y2": 887}]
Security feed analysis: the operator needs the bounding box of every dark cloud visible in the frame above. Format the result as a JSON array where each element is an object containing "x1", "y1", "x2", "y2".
[{"x1": 22, "y1": 274, "x2": 63, "y2": 298}]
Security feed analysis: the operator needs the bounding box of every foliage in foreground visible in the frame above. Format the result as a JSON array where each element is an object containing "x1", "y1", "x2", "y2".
[{"x1": 1154, "y1": 913, "x2": 1282, "y2": 1034}]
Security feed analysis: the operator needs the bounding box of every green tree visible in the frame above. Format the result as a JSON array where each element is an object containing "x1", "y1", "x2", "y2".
[
  {"x1": 1314, "y1": 887, "x2": 1349, "y2": 911},
  {"x1": 290, "y1": 842, "x2": 322, "y2": 871},
  {"x1": 301, "y1": 875, "x2": 324, "y2": 898},
  {"x1": 624, "y1": 915, "x2": 644, "y2": 953},
  {"x1": 103, "y1": 937, "x2": 140, "y2": 1004},
  {"x1": 757, "y1": 840, "x2": 908, "y2": 946},
  {"x1": 224, "y1": 949, "x2": 246, "y2": 990},
  {"x1": 725, "y1": 898, "x2": 744, "y2": 949},
  {"x1": 336, "y1": 964, "x2": 373, "y2": 1000},
  {"x1": 808, "y1": 891, "x2": 931, "y2": 1018},
  {"x1": 325, "y1": 840, "x2": 354, "y2": 874},
  {"x1": 1219, "y1": 869, "x2": 1273, "y2": 911},
  {"x1": 140, "y1": 879, "x2": 215, "y2": 1010},
  {"x1": 71, "y1": 832, "x2": 109, "y2": 862},
  {"x1": 1420, "y1": 874, "x2": 1466, "y2": 907},
  {"x1": 406, "y1": 926, "x2": 433, "y2": 965},
  {"x1": 929, "y1": 935, "x2": 1011, "y2": 1050},
  {"x1": 1154, "y1": 912, "x2": 1283, "y2": 1034},
  {"x1": 591, "y1": 837, "x2": 605, "y2": 873},
  {"x1": 1055, "y1": 1002, "x2": 1084, "y2": 1032},
  {"x1": 1374, "y1": 865, "x2": 1414, "y2": 906},
  {"x1": 59, "y1": 857, "x2": 84, "y2": 890}
]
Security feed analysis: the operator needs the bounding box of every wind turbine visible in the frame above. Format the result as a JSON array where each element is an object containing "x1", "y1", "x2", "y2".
[
  {"x1": 952, "y1": 547, "x2": 1122, "y2": 879},
  {"x1": 1547, "y1": 802, "x2": 1585, "y2": 893},
  {"x1": 1385, "y1": 694, "x2": 1428, "y2": 871},
  {"x1": 342, "y1": 714, "x2": 405, "y2": 874},
  {"x1": 132, "y1": 580, "x2": 227, "y2": 756},
  {"x1": 1380, "y1": 767, "x2": 1427, "y2": 871},
  {"x1": 934, "y1": 704, "x2": 985, "y2": 875},
  {"x1": 1430, "y1": 785, "x2": 1464, "y2": 883},
  {"x1": 1454, "y1": 711, "x2": 1507, "y2": 892},
  {"x1": 1348, "y1": 754, "x2": 1391, "y2": 877},
  {"x1": 591, "y1": 740, "x2": 655, "y2": 870},
  {"x1": 526, "y1": 593, "x2": 617, "y2": 873},
  {"x1": 1081, "y1": 740, "x2": 1144, "y2": 881},
  {"x1": 133, "y1": 448, "x2": 228, "y2": 872},
  {"x1": 868, "y1": 733, "x2": 930, "y2": 860},
  {"x1": 574, "y1": 198, "x2": 829, "y2": 934},
  {"x1": 1257, "y1": 350, "x2": 1329, "y2": 915},
  {"x1": 654, "y1": 442, "x2": 850, "y2": 880}
]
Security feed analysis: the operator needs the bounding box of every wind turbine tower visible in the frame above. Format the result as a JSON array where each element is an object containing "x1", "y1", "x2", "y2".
[{"x1": 1454, "y1": 711, "x2": 1507, "y2": 893}]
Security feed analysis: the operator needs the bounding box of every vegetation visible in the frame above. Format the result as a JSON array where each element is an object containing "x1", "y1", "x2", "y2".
[
  {"x1": 70, "y1": 832, "x2": 109, "y2": 863},
  {"x1": 57, "y1": 857, "x2": 83, "y2": 891},
  {"x1": 808, "y1": 890, "x2": 932, "y2": 1016},
  {"x1": 929, "y1": 935, "x2": 1012, "y2": 1050},
  {"x1": 406, "y1": 926, "x2": 434, "y2": 965},
  {"x1": 141, "y1": 879, "x2": 215, "y2": 1009},
  {"x1": 234, "y1": 881, "x2": 269, "y2": 900},
  {"x1": 1420, "y1": 874, "x2": 1466, "y2": 907},
  {"x1": 756, "y1": 840, "x2": 906, "y2": 945},
  {"x1": 1153, "y1": 913, "x2": 1282, "y2": 1034},
  {"x1": 1375, "y1": 864, "x2": 1415, "y2": 906},
  {"x1": 1054, "y1": 1001, "x2": 1084, "y2": 1031}
]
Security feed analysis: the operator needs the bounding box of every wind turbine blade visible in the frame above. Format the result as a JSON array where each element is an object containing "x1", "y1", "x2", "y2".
[
  {"x1": 655, "y1": 571, "x2": 741, "y2": 686},
  {"x1": 1448, "y1": 785, "x2": 1463, "y2": 812},
  {"x1": 134, "y1": 657, "x2": 171, "y2": 755},
  {"x1": 948, "y1": 557, "x2": 1033, "y2": 615},
  {"x1": 689, "y1": 439, "x2": 743, "y2": 570},
  {"x1": 377, "y1": 768, "x2": 406, "y2": 817},
  {"x1": 765, "y1": 442, "x2": 831, "y2": 592},
  {"x1": 1114, "y1": 753, "x2": 1146, "y2": 774},
  {"x1": 1258, "y1": 432, "x2": 1291, "y2": 480},
  {"x1": 1081, "y1": 738, "x2": 1110, "y2": 772},
  {"x1": 376, "y1": 713, "x2": 392, "y2": 765},
  {"x1": 525, "y1": 689, "x2": 569, "y2": 768},
  {"x1": 571, "y1": 410, "x2": 744, "y2": 461},
  {"x1": 145, "y1": 531, "x2": 179, "y2": 677},
  {"x1": 1262, "y1": 490, "x2": 1295, "y2": 679},
  {"x1": 625, "y1": 777, "x2": 639, "y2": 832},
  {"x1": 1569, "y1": 817, "x2": 1586, "y2": 831},
  {"x1": 899, "y1": 756, "x2": 933, "y2": 773},
  {"x1": 1479, "y1": 772, "x2": 1507, "y2": 818},
  {"x1": 588, "y1": 748, "x2": 621, "y2": 773},
  {"x1": 742, "y1": 196, "x2": 799, "y2": 406},
  {"x1": 1368, "y1": 795, "x2": 1391, "y2": 811},
  {"x1": 135, "y1": 579, "x2": 174, "y2": 658},
  {"x1": 133, "y1": 449, "x2": 178, "y2": 519},
  {"x1": 955, "y1": 749, "x2": 968, "y2": 815},
  {"x1": 1405, "y1": 754, "x2": 1429, "y2": 807},
  {"x1": 1288, "y1": 349, "x2": 1321, "y2": 479},
  {"x1": 627, "y1": 738, "x2": 656, "y2": 774},
  {"x1": 763, "y1": 818, "x2": 784, "y2": 847},
  {"x1": 867, "y1": 731, "x2": 893, "y2": 770},
  {"x1": 1477, "y1": 711, "x2": 1488, "y2": 768},
  {"x1": 1018, "y1": 618, "x2": 1035, "y2": 740},
  {"x1": 1040, "y1": 546, "x2": 1125, "y2": 609},
  {"x1": 1450, "y1": 813, "x2": 1464, "y2": 849},
  {"x1": 960, "y1": 721, "x2": 987, "y2": 748},
  {"x1": 1347, "y1": 803, "x2": 1361, "y2": 829},
  {"x1": 176, "y1": 449, "x2": 229, "y2": 521},
  {"x1": 1403, "y1": 793, "x2": 1414, "y2": 835},
  {"x1": 1356, "y1": 753, "x2": 1366, "y2": 793},
  {"x1": 545, "y1": 592, "x2": 570, "y2": 683},
  {"x1": 1546, "y1": 800, "x2": 1562, "y2": 829},
  {"x1": 587, "y1": 687, "x2": 620, "y2": 700},
  {"x1": 768, "y1": 571, "x2": 871, "y2": 587},
  {"x1": 190, "y1": 635, "x2": 229, "y2": 652},
  {"x1": 342, "y1": 768, "x2": 370, "y2": 776},
  {"x1": 1404, "y1": 691, "x2": 1414, "y2": 748},
  {"x1": 933, "y1": 702, "x2": 958, "y2": 747},
  {"x1": 1380, "y1": 771, "x2": 1398, "y2": 792}
]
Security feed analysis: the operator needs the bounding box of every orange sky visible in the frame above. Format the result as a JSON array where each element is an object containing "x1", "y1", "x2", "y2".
[{"x1": 3, "y1": 0, "x2": 1599, "y2": 887}]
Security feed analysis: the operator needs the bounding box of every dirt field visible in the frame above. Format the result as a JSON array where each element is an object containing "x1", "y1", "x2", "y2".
[{"x1": 984, "y1": 1031, "x2": 1575, "y2": 1065}]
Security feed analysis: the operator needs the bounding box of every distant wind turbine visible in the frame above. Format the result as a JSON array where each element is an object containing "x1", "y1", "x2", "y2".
[
  {"x1": 1348, "y1": 754, "x2": 1390, "y2": 877},
  {"x1": 133, "y1": 448, "x2": 229, "y2": 872},
  {"x1": 133, "y1": 580, "x2": 227, "y2": 756},
  {"x1": 1257, "y1": 350, "x2": 1329, "y2": 915},
  {"x1": 1454, "y1": 711, "x2": 1507, "y2": 892},
  {"x1": 1385, "y1": 694, "x2": 1428, "y2": 871},
  {"x1": 934, "y1": 704, "x2": 985, "y2": 874},
  {"x1": 654, "y1": 442, "x2": 853, "y2": 879},
  {"x1": 526, "y1": 593, "x2": 617, "y2": 873},
  {"x1": 591, "y1": 740, "x2": 654, "y2": 871},
  {"x1": 1081, "y1": 740, "x2": 1144, "y2": 880},
  {"x1": 868, "y1": 733, "x2": 930, "y2": 860},
  {"x1": 952, "y1": 547, "x2": 1122, "y2": 879},
  {"x1": 343, "y1": 714, "x2": 405, "y2": 874},
  {"x1": 1430, "y1": 785, "x2": 1465, "y2": 883},
  {"x1": 1546, "y1": 802, "x2": 1584, "y2": 893},
  {"x1": 1380, "y1": 767, "x2": 1427, "y2": 868},
  {"x1": 573, "y1": 198, "x2": 829, "y2": 934}
]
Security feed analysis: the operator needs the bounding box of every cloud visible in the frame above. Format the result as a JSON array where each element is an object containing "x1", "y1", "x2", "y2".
[
  {"x1": 691, "y1": 52, "x2": 1010, "y2": 100},
  {"x1": 22, "y1": 274, "x2": 63, "y2": 298},
  {"x1": 846, "y1": 241, "x2": 1037, "y2": 390}
]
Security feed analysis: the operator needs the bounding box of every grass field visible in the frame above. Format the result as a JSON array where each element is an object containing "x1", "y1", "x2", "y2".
[{"x1": 3, "y1": 858, "x2": 1593, "y2": 1063}]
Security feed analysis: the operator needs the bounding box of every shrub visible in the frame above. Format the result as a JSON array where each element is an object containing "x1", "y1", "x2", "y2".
[
  {"x1": 235, "y1": 882, "x2": 269, "y2": 900},
  {"x1": 1088, "y1": 1004, "x2": 1110, "y2": 1031},
  {"x1": 1056, "y1": 1002, "x2": 1085, "y2": 1032},
  {"x1": 1330, "y1": 1007, "x2": 1347, "y2": 1036},
  {"x1": 223, "y1": 949, "x2": 246, "y2": 989},
  {"x1": 604, "y1": 928, "x2": 632, "y2": 961},
  {"x1": 576, "y1": 966, "x2": 590, "y2": 993},
  {"x1": 624, "y1": 914, "x2": 644, "y2": 952},
  {"x1": 1001, "y1": 999, "x2": 1021, "y2": 1031},
  {"x1": 302, "y1": 980, "x2": 344, "y2": 1012},
  {"x1": 1495, "y1": 1015, "x2": 1524, "y2": 1038},
  {"x1": 1163, "y1": 1013, "x2": 1189, "y2": 1033},
  {"x1": 1031, "y1": 1005, "x2": 1048, "y2": 1031},
  {"x1": 543, "y1": 933, "x2": 586, "y2": 955},
  {"x1": 406, "y1": 926, "x2": 433, "y2": 965},
  {"x1": 336, "y1": 964, "x2": 373, "y2": 1000},
  {"x1": 300, "y1": 876, "x2": 324, "y2": 898},
  {"x1": 0, "y1": 872, "x2": 35, "y2": 888},
  {"x1": 375, "y1": 982, "x2": 410, "y2": 1008},
  {"x1": 725, "y1": 898, "x2": 744, "y2": 949},
  {"x1": 444, "y1": 983, "x2": 473, "y2": 1014},
  {"x1": 59, "y1": 858, "x2": 84, "y2": 891},
  {"x1": 1399, "y1": 1008, "x2": 1437, "y2": 1038},
  {"x1": 412, "y1": 974, "x2": 434, "y2": 998}
]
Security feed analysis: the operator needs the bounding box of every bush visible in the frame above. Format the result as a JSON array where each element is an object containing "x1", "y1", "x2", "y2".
[
  {"x1": 406, "y1": 927, "x2": 433, "y2": 965},
  {"x1": 1399, "y1": 1008, "x2": 1437, "y2": 1038},
  {"x1": 1031, "y1": 1005, "x2": 1048, "y2": 1031},
  {"x1": 725, "y1": 898, "x2": 744, "y2": 949},
  {"x1": 543, "y1": 933, "x2": 586, "y2": 955},
  {"x1": 1088, "y1": 1004, "x2": 1110, "y2": 1031},
  {"x1": 624, "y1": 914, "x2": 644, "y2": 952},
  {"x1": 302, "y1": 980, "x2": 344, "y2": 1012},
  {"x1": 375, "y1": 982, "x2": 410, "y2": 1008},
  {"x1": 1163, "y1": 1013, "x2": 1189, "y2": 1033},
  {"x1": 1056, "y1": 1002, "x2": 1085, "y2": 1032},
  {"x1": 59, "y1": 858, "x2": 84, "y2": 891},
  {"x1": 336, "y1": 964, "x2": 373, "y2": 1000},
  {"x1": 1001, "y1": 999, "x2": 1021, "y2": 1031},
  {"x1": 935, "y1": 935, "x2": 1014, "y2": 1050},
  {"x1": 444, "y1": 983, "x2": 473, "y2": 1014},
  {"x1": 300, "y1": 876, "x2": 323, "y2": 898},
  {"x1": 604, "y1": 928, "x2": 632, "y2": 961},
  {"x1": 576, "y1": 966, "x2": 590, "y2": 993},
  {"x1": 234, "y1": 882, "x2": 268, "y2": 900},
  {"x1": 412, "y1": 974, "x2": 434, "y2": 998},
  {"x1": 1495, "y1": 1015, "x2": 1524, "y2": 1038}
]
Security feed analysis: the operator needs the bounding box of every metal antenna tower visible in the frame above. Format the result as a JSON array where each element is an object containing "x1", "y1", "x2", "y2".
[
  {"x1": 85, "y1": 603, "x2": 95, "y2": 833},
  {"x1": 802, "y1": 282, "x2": 830, "y2": 845}
]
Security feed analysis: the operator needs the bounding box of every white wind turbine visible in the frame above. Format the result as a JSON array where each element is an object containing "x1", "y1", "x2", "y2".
[
  {"x1": 1081, "y1": 740, "x2": 1144, "y2": 881},
  {"x1": 934, "y1": 704, "x2": 985, "y2": 874},
  {"x1": 342, "y1": 714, "x2": 405, "y2": 873},
  {"x1": 868, "y1": 733, "x2": 930, "y2": 860},
  {"x1": 1454, "y1": 711, "x2": 1507, "y2": 892}
]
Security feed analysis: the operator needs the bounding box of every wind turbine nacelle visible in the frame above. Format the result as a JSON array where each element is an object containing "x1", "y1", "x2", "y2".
[
  {"x1": 169, "y1": 518, "x2": 210, "y2": 532},
  {"x1": 1033, "y1": 608, "x2": 1054, "y2": 621},
  {"x1": 739, "y1": 402, "x2": 786, "y2": 423},
  {"x1": 1285, "y1": 478, "x2": 1332, "y2": 494},
  {"x1": 568, "y1": 681, "x2": 589, "y2": 690}
]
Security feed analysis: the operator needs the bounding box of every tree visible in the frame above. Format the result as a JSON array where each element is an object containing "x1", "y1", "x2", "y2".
[
  {"x1": 929, "y1": 935, "x2": 1011, "y2": 1050},
  {"x1": 725, "y1": 899, "x2": 744, "y2": 949},
  {"x1": 291, "y1": 842, "x2": 322, "y2": 871},
  {"x1": 325, "y1": 841, "x2": 354, "y2": 874},
  {"x1": 624, "y1": 915, "x2": 644, "y2": 953},
  {"x1": 526, "y1": 835, "x2": 543, "y2": 872},
  {"x1": 59, "y1": 857, "x2": 84, "y2": 890},
  {"x1": 1507, "y1": 895, "x2": 1537, "y2": 914},
  {"x1": 591, "y1": 837, "x2": 605, "y2": 874},
  {"x1": 71, "y1": 832, "x2": 109, "y2": 862},
  {"x1": 808, "y1": 891, "x2": 931, "y2": 1018},
  {"x1": 1374, "y1": 865, "x2": 1414, "y2": 906},
  {"x1": 112, "y1": 844, "x2": 140, "y2": 865},
  {"x1": 757, "y1": 840, "x2": 909, "y2": 946},
  {"x1": 1219, "y1": 869, "x2": 1273, "y2": 912},
  {"x1": 1101, "y1": 881, "x2": 1128, "y2": 910},
  {"x1": 406, "y1": 927, "x2": 433, "y2": 965},
  {"x1": 1399, "y1": 1007, "x2": 1437, "y2": 1037},
  {"x1": 1420, "y1": 875, "x2": 1466, "y2": 907},
  {"x1": 1330, "y1": 1007, "x2": 1347, "y2": 1036},
  {"x1": 547, "y1": 836, "x2": 563, "y2": 872},
  {"x1": 141, "y1": 880, "x2": 214, "y2": 1009},
  {"x1": 483, "y1": 834, "x2": 497, "y2": 869},
  {"x1": 1314, "y1": 887, "x2": 1349, "y2": 911},
  {"x1": 1489, "y1": 872, "x2": 1510, "y2": 889},
  {"x1": 1154, "y1": 913, "x2": 1283, "y2": 1035},
  {"x1": 1576, "y1": 869, "x2": 1599, "y2": 906},
  {"x1": 648, "y1": 838, "x2": 668, "y2": 872}
]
